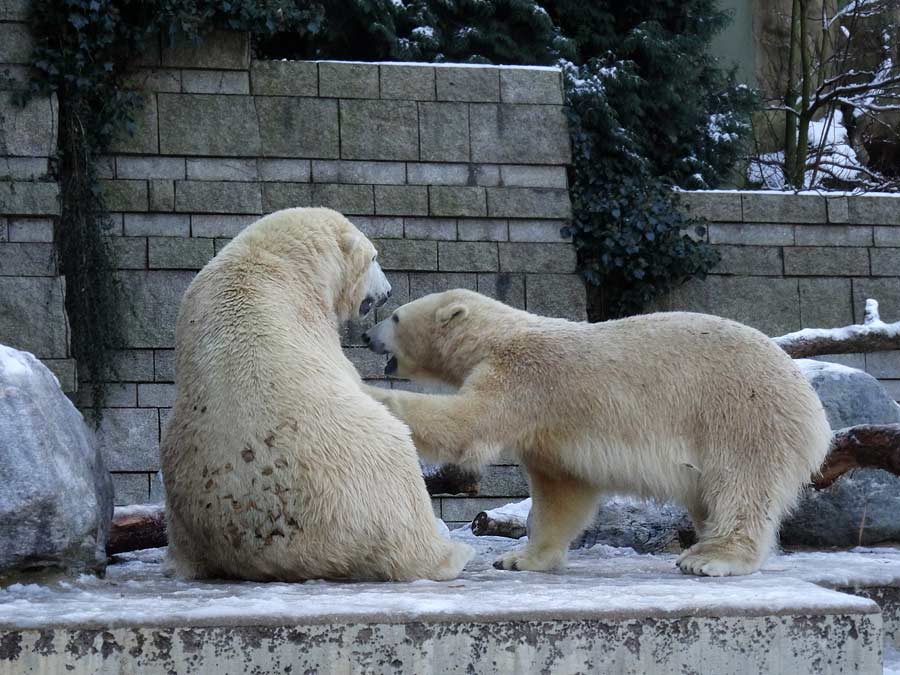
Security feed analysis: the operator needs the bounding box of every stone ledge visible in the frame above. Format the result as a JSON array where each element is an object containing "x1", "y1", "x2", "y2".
[{"x1": 0, "y1": 544, "x2": 887, "y2": 675}]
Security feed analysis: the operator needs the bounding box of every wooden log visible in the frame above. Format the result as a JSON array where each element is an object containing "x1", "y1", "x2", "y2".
[
  {"x1": 106, "y1": 504, "x2": 167, "y2": 555},
  {"x1": 471, "y1": 499, "x2": 530, "y2": 538},
  {"x1": 774, "y1": 299, "x2": 900, "y2": 358},
  {"x1": 423, "y1": 464, "x2": 480, "y2": 495},
  {"x1": 814, "y1": 423, "x2": 900, "y2": 489},
  {"x1": 471, "y1": 511, "x2": 527, "y2": 538}
]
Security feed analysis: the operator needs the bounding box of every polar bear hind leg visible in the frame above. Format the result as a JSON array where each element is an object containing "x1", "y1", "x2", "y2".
[{"x1": 676, "y1": 447, "x2": 795, "y2": 577}]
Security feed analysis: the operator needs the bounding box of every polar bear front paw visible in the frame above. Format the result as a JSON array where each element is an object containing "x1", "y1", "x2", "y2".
[
  {"x1": 677, "y1": 546, "x2": 759, "y2": 577},
  {"x1": 492, "y1": 547, "x2": 565, "y2": 572}
]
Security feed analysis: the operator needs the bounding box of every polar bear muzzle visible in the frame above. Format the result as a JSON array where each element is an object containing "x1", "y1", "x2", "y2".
[
  {"x1": 360, "y1": 260, "x2": 392, "y2": 316},
  {"x1": 362, "y1": 317, "x2": 399, "y2": 374}
]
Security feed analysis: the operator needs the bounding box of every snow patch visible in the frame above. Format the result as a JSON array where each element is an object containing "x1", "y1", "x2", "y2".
[
  {"x1": 114, "y1": 503, "x2": 165, "y2": 519},
  {"x1": 0, "y1": 344, "x2": 36, "y2": 382},
  {"x1": 795, "y1": 358, "x2": 866, "y2": 379},
  {"x1": 885, "y1": 644, "x2": 900, "y2": 675},
  {"x1": 483, "y1": 498, "x2": 531, "y2": 522},
  {"x1": 1, "y1": 535, "x2": 896, "y2": 632}
]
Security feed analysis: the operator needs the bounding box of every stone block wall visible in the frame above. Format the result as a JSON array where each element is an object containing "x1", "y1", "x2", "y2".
[
  {"x1": 0, "y1": 0, "x2": 74, "y2": 391},
  {"x1": 56, "y1": 32, "x2": 580, "y2": 519},
  {"x1": 661, "y1": 191, "x2": 900, "y2": 404}
]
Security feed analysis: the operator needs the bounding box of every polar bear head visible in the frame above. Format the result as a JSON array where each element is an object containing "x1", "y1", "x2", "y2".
[
  {"x1": 364, "y1": 289, "x2": 507, "y2": 386},
  {"x1": 240, "y1": 208, "x2": 391, "y2": 323}
]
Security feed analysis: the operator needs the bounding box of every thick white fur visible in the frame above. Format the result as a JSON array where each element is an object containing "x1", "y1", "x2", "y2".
[
  {"x1": 365, "y1": 289, "x2": 832, "y2": 577},
  {"x1": 161, "y1": 208, "x2": 473, "y2": 582}
]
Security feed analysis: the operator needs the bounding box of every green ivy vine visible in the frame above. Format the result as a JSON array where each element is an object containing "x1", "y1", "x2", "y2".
[{"x1": 22, "y1": 0, "x2": 319, "y2": 423}]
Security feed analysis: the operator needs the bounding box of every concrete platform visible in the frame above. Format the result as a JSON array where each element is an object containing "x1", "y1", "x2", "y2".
[{"x1": 0, "y1": 532, "x2": 896, "y2": 674}]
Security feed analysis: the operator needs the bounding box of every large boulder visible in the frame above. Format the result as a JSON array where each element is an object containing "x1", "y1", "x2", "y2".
[
  {"x1": 0, "y1": 344, "x2": 113, "y2": 580},
  {"x1": 781, "y1": 359, "x2": 900, "y2": 547},
  {"x1": 797, "y1": 359, "x2": 900, "y2": 429}
]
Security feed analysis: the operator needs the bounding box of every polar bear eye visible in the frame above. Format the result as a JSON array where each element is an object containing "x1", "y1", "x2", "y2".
[{"x1": 392, "y1": 314, "x2": 399, "y2": 324}]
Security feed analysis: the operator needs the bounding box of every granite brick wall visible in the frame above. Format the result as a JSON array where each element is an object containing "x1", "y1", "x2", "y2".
[
  {"x1": 663, "y1": 190, "x2": 900, "y2": 405},
  {"x1": 0, "y1": 0, "x2": 74, "y2": 391}
]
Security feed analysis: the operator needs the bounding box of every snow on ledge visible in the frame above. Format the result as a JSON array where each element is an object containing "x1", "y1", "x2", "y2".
[{"x1": 0, "y1": 531, "x2": 891, "y2": 632}]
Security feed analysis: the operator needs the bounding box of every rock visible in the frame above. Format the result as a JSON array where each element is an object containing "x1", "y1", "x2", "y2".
[
  {"x1": 796, "y1": 359, "x2": 900, "y2": 429},
  {"x1": 782, "y1": 360, "x2": 900, "y2": 547},
  {"x1": 0, "y1": 344, "x2": 113, "y2": 580},
  {"x1": 570, "y1": 498, "x2": 695, "y2": 553}
]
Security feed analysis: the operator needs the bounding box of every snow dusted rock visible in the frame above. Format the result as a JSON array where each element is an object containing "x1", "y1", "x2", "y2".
[
  {"x1": 0, "y1": 344, "x2": 113, "y2": 579},
  {"x1": 796, "y1": 359, "x2": 900, "y2": 429},
  {"x1": 781, "y1": 359, "x2": 900, "y2": 547},
  {"x1": 571, "y1": 497, "x2": 694, "y2": 553}
]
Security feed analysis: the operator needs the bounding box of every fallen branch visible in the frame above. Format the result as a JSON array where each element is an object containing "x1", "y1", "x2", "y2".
[
  {"x1": 774, "y1": 299, "x2": 900, "y2": 358},
  {"x1": 106, "y1": 503, "x2": 167, "y2": 555},
  {"x1": 814, "y1": 423, "x2": 900, "y2": 489}
]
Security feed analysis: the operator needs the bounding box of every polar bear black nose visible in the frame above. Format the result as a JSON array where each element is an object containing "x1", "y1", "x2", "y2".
[{"x1": 362, "y1": 331, "x2": 371, "y2": 345}]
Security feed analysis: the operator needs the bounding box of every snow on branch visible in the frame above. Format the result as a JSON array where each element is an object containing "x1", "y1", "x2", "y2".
[{"x1": 773, "y1": 299, "x2": 900, "y2": 358}]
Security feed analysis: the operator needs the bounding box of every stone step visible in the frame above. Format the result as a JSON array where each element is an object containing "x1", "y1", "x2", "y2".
[{"x1": 0, "y1": 543, "x2": 889, "y2": 675}]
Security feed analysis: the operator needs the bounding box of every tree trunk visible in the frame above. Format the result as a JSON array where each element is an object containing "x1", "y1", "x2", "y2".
[
  {"x1": 793, "y1": 0, "x2": 812, "y2": 188},
  {"x1": 783, "y1": 0, "x2": 801, "y2": 185}
]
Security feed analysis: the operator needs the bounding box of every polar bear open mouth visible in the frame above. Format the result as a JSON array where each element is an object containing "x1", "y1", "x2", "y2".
[{"x1": 384, "y1": 354, "x2": 398, "y2": 375}]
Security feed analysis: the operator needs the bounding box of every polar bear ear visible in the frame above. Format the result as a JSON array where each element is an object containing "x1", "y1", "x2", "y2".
[
  {"x1": 340, "y1": 231, "x2": 364, "y2": 255},
  {"x1": 436, "y1": 303, "x2": 469, "y2": 324}
]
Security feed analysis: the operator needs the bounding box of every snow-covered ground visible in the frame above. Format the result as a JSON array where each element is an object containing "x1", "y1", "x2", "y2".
[
  {"x1": 1, "y1": 527, "x2": 897, "y2": 633},
  {"x1": 886, "y1": 644, "x2": 900, "y2": 675}
]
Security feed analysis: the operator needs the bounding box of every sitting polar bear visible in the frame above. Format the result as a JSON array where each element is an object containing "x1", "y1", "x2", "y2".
[
  {"x1": 363, "y1": 289, "x2": 831, "y2": 577},
  {"x1": 161, "y1": 208, "x2": 473, "y2": 582}
]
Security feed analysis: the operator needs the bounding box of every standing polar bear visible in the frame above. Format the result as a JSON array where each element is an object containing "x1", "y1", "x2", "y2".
[
  {"x1": 161, "y1": 208, "x2": 472, "y2": 582},
  {"x1": 364, "y1": 289, "x2": 831, "y2": 577}
]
